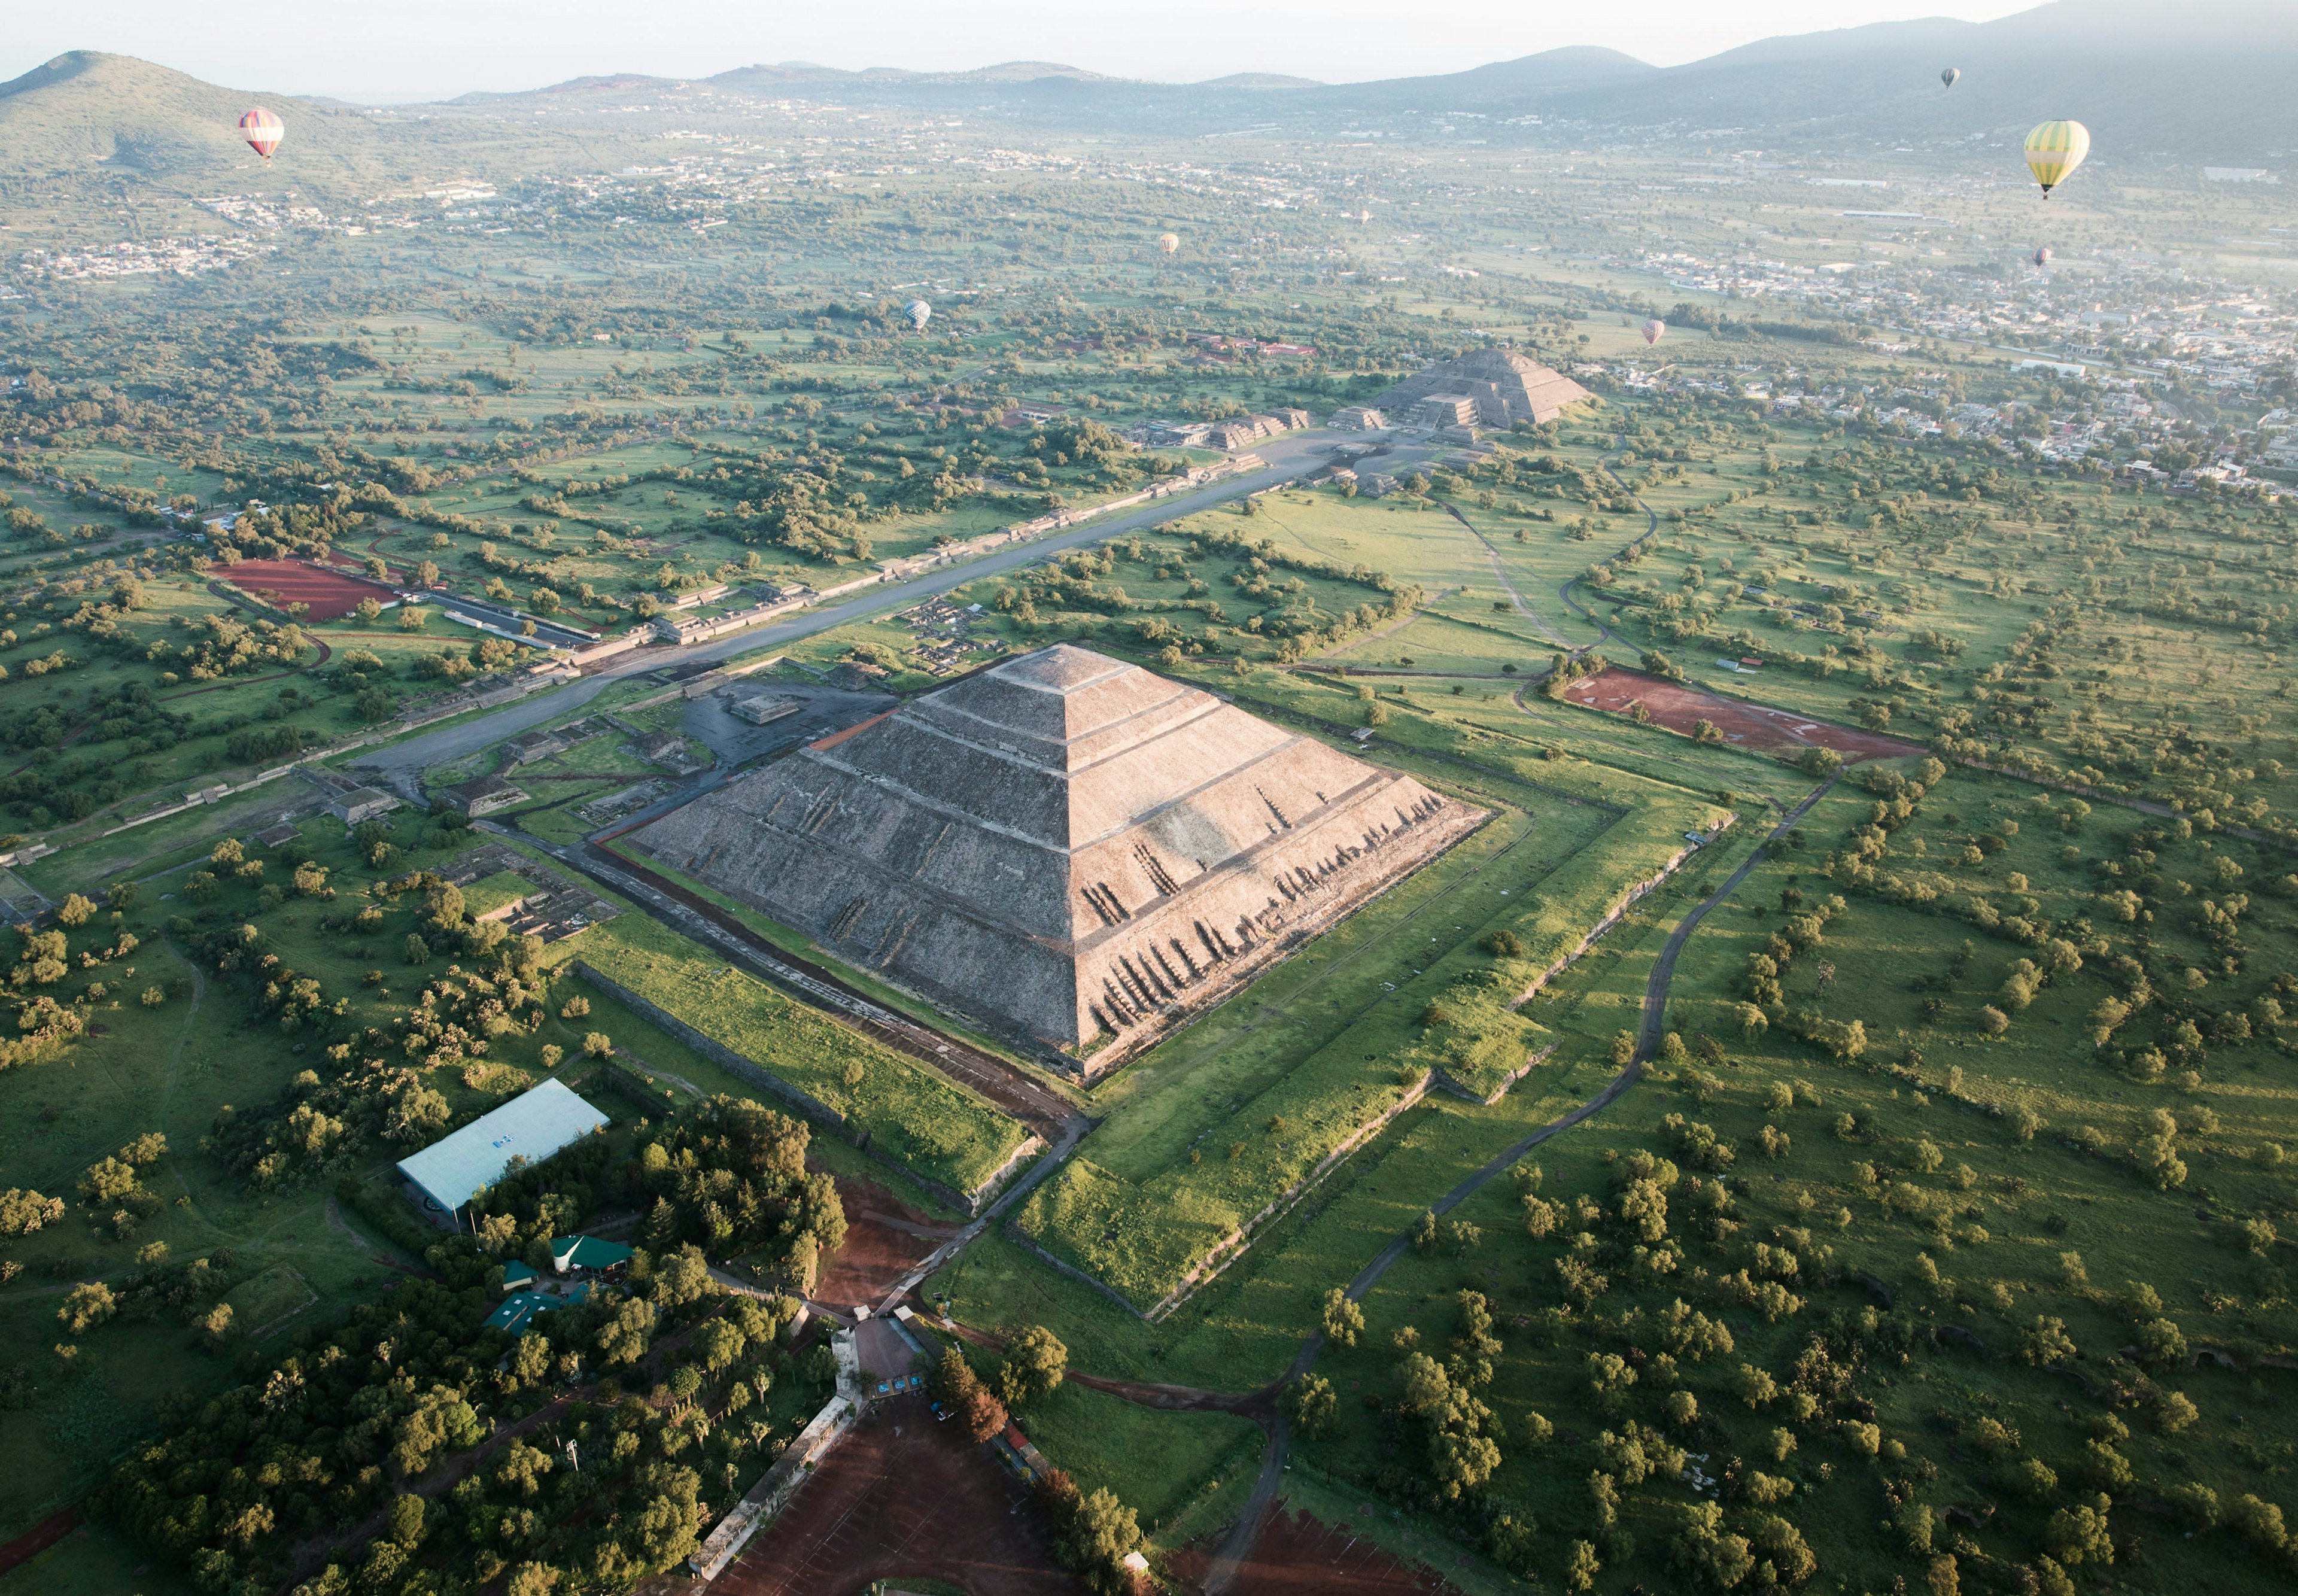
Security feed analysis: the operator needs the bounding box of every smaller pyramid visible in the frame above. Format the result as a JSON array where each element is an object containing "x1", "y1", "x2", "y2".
[
  {"x1": 1375, "y1": 348, "x2": 1591, "y2": 429},
  {"x1": 634, "y1": 646, "x2": 1485, "y2": 1072}
]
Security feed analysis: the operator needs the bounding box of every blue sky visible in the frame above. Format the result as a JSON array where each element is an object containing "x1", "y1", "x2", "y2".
[{"x1": 6, "y1": 0, "x2": 2038, "y2": 102}]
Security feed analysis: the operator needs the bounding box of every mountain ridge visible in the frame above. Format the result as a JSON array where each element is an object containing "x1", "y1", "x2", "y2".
[{"x1": 5, "y1": 0, "x2": 2296, "y2": 191}]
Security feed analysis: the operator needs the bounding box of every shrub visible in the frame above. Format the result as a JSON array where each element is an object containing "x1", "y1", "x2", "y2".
[
  {"x1": 1284, "y1": 1373, "x2": 1336, "y2": 1437},
  {"x1": 57, "y1": 1281, "x2": 115, "y2": 1333},
  {"x1": 0, "y1": 1189, "x2": 64, "y2": 1236},
  {"x1": 2021, "y1": 1316, "x2": 2078, "y2": 1366}
]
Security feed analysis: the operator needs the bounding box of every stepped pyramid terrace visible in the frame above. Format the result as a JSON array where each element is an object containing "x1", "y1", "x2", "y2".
[
  {"x1": 633, "y1": 645, "x2": 1485, "y2": 1074},
  {"x1": 1373, "y1": 347, "x2": 1592, "y2": 429}
]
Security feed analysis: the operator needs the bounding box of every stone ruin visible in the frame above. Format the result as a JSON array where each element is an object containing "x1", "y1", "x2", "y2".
[
  {"x1": 1373, "y1": 348, "x2": 1592, "y2": 431},
  {"x1": 633, "y1": 645, "x2": 1486, "y2": 1075}
]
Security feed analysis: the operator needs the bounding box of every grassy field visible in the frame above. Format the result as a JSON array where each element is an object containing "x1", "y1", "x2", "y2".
[
  {"x1": 550, "y1": 913, "x2": 1032, "y2": 1195},
  {"x1": 1202, "y1": 735, "x2": 2297, "y2": 1591},
  {"x1": 1009, "y1": 1378, "x2": 1263, "y2": 1534}
]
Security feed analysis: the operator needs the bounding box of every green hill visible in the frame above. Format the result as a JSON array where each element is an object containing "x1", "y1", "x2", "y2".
[
  {"x1": 0, "y1": 50, "x2": 640, "y2": 199},
  {"x1": 0, "y1": 51, "x2": 369, "y2": 183}
]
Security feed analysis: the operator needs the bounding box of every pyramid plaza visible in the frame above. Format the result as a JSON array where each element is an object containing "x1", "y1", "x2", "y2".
[{"x1": 635, "y1": 646, "x2": 1486, "y2": 1073}]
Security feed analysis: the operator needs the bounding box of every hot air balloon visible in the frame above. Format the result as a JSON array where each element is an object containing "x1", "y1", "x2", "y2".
[
  {"x1": 2024, "y1": 120, "x2": 2091, "y2": 198},
  {"x1": 2032, "y1": 247, "x2": 2053, "y2": 268},
  {"x1": 903, "y1": 299, "x2": 931, "y2": 330},
  {"x1": 1642, "y1": 319, "x2": 1665, "y2": 347},
  {"x1": 1157, "y1": 232, "x2": 1180, "y2": 255},
  {"x1": 238, "y1": 107, "x2": 284, "y2": 160},
  {"x1": 1940, "y1": 67, "x2": 1960, "y2": 89}
]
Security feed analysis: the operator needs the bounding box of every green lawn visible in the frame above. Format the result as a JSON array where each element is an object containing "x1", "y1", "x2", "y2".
[{"x1": 549, "y1": 914, "x2": 1032, "y2": 1197}]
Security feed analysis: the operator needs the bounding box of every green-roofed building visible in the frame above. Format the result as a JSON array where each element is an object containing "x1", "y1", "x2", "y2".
[
  {"x1": 485, "y1": 1283, "x2": 591, "y2": 1336},
  {"x1": 551, "y1": 1235, "x2": 635, "y2": 1277}
]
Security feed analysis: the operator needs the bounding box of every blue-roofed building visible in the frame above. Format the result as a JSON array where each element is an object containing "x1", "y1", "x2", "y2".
[{"x1": 397, "y1": 1078, "x2": 610, "y2": 1230}]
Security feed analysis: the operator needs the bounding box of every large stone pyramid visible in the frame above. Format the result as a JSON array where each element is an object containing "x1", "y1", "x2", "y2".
[{"x1": 634, "y1": 645, "x2": 1485, "y2": 1072}]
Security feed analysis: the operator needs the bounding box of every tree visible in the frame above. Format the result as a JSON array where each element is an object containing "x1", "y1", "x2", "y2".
[
  {"x1": 999, "y1": 1324, "x2": 1068, "y2": 1406},
  {"x1": 1737, "y1": 1361, "x2": 1780, "y2": 1407},
  {"x1": 387, "y1": 1494, "x2": 426, "y2": 1549},
  {"x1": 390, "y1": 1385, "x2": 482, "y2": 1477},
  {"x1": 931, "y1": 1347, "x2": 1007, "y2": 1440},
  {"x1": 57, "y1": 1281, "x2": 114, "y2": 1333},
  {"x1": 2135, "y1": 1317, "x2": 2188, "y2": 1367},
  {"x1": 1321, "y1": 1287, "x2": 1364, "y2": 1348},
  {"x1": 2230, "y1": 1494, "x2": 2290, "y2": 1557},
  {"x1": 2021, "y1": 1316, "x2": 2078, "y2": 1366},
  {"x1": 1431, "y1": 1427, "x2": 1502, "y2": 1499},
  {"x1": 0, "y1": 1188, "x2": 63, "y2": 1236},
  {"x1": 1284, "y1": 1373, "x2": 1336, "y2": 1437},
  {"x1": 693, "y1": 1318, "x2": 746, "y2": 1374},
  {"x1": 1565, "y1": 1540, "x2": 1601, "y2": 1592},
  {"x1": 1398, "y1": 1352, "x2": 1451, "y2": 1413},
  {"x1": 54, "y1": 893, "x2": 95, "y2": 927},
  {"x1": 78, "y1": 1156, "x2": 139, "y2": 1205},
  {"x1": 651, "y1": 1245, "x2": 716, "y2": 1310},
  {"x1": 787, "y1": 1232, "x2": 820, "y2": 1297},
  {"x1": 2045, "y1": 1499, "x2": 2115, "y2": 1566},
  {"x1": 597, "y1": 1297, "x2": 657, "y2": 1367},
  {"x1": 1059, "y1": 1486, "x2": 1144, "y2": 1594}
]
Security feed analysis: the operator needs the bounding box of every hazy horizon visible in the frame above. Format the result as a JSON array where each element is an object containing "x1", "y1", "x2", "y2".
[{"x1": 3, "y1": 0, "x2": 2041, "y2": 104}]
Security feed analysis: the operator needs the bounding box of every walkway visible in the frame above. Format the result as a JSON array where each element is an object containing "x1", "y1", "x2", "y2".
[{"x1": 351, "y1": 432, "x2": 1349, "y2": 788}]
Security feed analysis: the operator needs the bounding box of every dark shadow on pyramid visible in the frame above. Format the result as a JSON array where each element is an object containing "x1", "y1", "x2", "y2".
[{"x1": 631, "y1": 645, "x2": 1488, "y2": 1077}]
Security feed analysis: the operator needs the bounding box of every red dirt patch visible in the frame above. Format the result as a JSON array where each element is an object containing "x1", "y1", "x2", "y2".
[
  {"x1": 810, "y1": 1174, "x2": 966, "y2": 1315},
  {"x1": 0, "y1": 1506, "x2": 80, "y2": 1579},
  {"x1": 1166, "y1": 1501, "x2": 1462, "y2": 1596},
  {"x1": 221, "y1": 559, "x2": 402, "y2": 621},
  {"x1": 712, "y1": 1394, "x2": 1080, "y2": 1596},
  {"x1": 1560, "y1": 665, "x2": 1926, "y2": 762}
]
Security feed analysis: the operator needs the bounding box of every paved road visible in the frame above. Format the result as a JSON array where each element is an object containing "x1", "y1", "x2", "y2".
[
  {"x1": 1199, "y1": 779, "x2": 1831, "y2": 1595},
  {"x1": 349, "y1": 432, "x2": 1354, "y2": 786}
]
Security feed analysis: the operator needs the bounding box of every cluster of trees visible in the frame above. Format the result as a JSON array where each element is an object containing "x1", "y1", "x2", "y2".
[
  {"x1": 98, "y1": 1260, "x2": 802, "y2": 1596},
  {"x1": 989, "y1": 525, "x2": 1421, "y2": 668},
  {"x1": 625, "y1": 1095, "x2": 847, "y2": 1294}
]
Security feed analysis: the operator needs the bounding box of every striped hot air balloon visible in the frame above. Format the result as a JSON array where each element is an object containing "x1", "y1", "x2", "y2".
[
  {"x1": 1940, "y1": 67, "x2": 1960, "y2": 89},
  {"x1": 2023, "y1": 120, "x2": 2090, "y2": 197},
  {"x1": 239, "y1": 107, "x2": 284, "y2": 160}
]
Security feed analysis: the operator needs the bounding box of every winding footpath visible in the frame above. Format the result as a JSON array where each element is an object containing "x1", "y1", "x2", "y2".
[
  {"x1": 1551, "y1": 437, "x2": 1662, "y2": 657},
  {"x1": 1196, "y1": 773, "x2": 1836, "y2": 1595}
]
